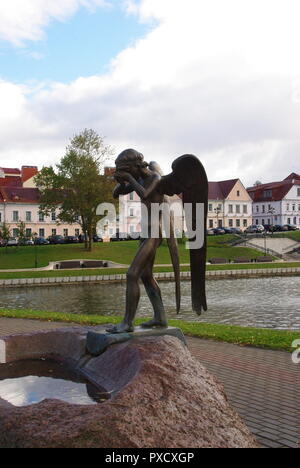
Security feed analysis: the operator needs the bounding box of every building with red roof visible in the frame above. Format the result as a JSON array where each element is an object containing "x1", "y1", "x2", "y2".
[{"x1": 247, "y1": 174, "x2": 300, "y2": 227}]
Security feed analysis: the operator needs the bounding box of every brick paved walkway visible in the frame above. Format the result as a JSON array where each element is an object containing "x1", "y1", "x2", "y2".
[{"x1": 0, "y1": 318, "x2": 299, "y2": 448}]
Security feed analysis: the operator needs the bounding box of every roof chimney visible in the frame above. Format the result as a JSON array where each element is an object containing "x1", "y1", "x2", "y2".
[{"x1": 21, "y1": 166, "x2": 38, "y2": 184}]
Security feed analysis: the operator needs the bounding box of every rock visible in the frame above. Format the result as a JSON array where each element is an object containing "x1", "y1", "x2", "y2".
[{"x1": 0, "y1": 336, "x2": 258, "y2": 448}]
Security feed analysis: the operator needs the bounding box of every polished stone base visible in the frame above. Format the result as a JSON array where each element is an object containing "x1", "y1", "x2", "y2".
[{"x1": 86, "y1": 326, "x2": 186, "y2": 356}]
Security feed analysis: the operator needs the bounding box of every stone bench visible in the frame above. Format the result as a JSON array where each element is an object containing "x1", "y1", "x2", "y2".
[
  {"x1": 256, "y1": 256, "x2": 274, "y2": 263},
  {"x1": 82, "y1": 261, "x2": 108, "y2": 268},
  {"x1": 233, "y1": 257, "x2": 252, "y2": 263},
  {"x1": 58, "y1": 261, "x2": 82, "y2": 269},
  {"x1": 209, "y1": 258, "x2": 229, "y2": 264}
]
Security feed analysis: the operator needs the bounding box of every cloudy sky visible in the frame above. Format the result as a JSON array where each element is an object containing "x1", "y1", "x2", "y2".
[{"x1": 0, "y1": 0, "x2": 300, "y2": 186}]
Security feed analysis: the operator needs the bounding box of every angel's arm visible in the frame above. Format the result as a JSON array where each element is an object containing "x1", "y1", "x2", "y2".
[
  {"x1": 113, "y1": 183, "x2": 135, "y2": 199},
  {"x1": 121, "y1": 173, "x2": 161, "y2": 200}
]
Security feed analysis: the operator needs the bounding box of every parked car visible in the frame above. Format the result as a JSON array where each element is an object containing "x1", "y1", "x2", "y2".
[
  {"x1": 213, "y1": 228, "x2": 226, "y2": 235},
  {"x1": 6, "y1": 237, "x2": 18, "y2": 247},
  {"x1": 34, "y1": 237, "x2": 50, "y2": 245},
  {"x1": 263, "y1": 225, "x2": 276, "y2": 233},
  {"x1": 64, "y1": 236, "x2": 79, "y2": 244},
  {"x1": 93, "y1": 235, "x2": 103, "y2": 243},
  {"x1": 24, "y1": 239, "x2": 34, "y2": 246},
  {"x1": 274, "y1": 224, "x2": 289, "y2": 232},
  {"x1": 48, "y1": 235, "x2": 66, "y2": 244},
  {"x1": 110, "y1": 232, "x2": 129, "y2": 242},
  {"x1": 283, "y1": 224, "x2": 299, "y2": 231},
  {"x1": 245, "y1": 225, "x2": 265, "y2": 234},
  {"x1": 229, "y1": 228, "x2": 243, "y2": 234},
  {"x1": 206, "y1": 229, "x2": 215, "y2": 236}
]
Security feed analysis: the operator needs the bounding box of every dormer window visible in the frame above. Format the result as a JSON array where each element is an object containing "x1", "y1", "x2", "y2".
[{"x1": 263, "y1": 190, "x2": 272, "y2": 198}]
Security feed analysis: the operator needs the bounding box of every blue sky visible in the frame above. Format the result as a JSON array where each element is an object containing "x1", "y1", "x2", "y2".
[{"x1": 0, "y1": 4, "x2": 149, "y2": 83}]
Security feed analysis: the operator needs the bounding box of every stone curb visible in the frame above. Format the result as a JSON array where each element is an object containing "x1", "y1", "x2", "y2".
[{"x1": 0, "y1": 267, "x2": 299, "y2": 288}]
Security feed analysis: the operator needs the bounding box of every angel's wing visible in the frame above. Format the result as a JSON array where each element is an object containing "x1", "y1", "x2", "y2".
[
  {"x1": 157, "y1": 155, "x2": 208, "y2": 315},
  {"x1": 149, "y1": 160, "x2": 181, "y2": 313}
]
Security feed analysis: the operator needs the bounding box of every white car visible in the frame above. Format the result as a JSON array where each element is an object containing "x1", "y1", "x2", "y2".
[{"x1": 6, "y1": 237, "x2": 18, "y2": 246}]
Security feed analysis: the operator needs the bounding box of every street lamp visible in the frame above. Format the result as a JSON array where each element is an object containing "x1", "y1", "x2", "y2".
[
  {"x1": 267, "y1": 207, "x2": 276, "y2": 235},
  {"x1": 214, "y1": 206, "x2": 222, "y2": 228},
  {"x1": 33, "y1": 232, "x2": 38, "y2": 268}
]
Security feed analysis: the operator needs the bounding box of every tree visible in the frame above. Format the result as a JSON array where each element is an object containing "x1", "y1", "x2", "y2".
[
  {"x1": 0, "y1": 222, "x2": 11, "y2": 251},
  {"x1": 17, "y1": 220, "x2": 26, "y2": 245},
  {"x1": 35, "y1": 129, "x2": 116, "y2": 251},
  {"x1": 0, "y1": 222, "x2": 10, "y2": 242}
]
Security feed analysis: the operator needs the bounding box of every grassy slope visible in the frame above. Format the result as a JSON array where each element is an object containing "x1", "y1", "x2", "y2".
[
  {"x1": 0, "y1": 235, "x2": 267, "y2": 270},
  {"x1": 0, "y1": 308, "x2": 299, "y2": 352}
]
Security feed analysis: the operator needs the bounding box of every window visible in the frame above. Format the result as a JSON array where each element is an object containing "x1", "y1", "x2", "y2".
[
  {"x1": 292, "y1": 204, "x2": 296, "y2": 211},
  {"x1": 13, "y1": 228, "x2": 19, "y2": 237},
  {"x1": 39, "y1": 212, "x2": 45, "y2": 222},
  {"x1": 262, "y1": 205, "x2": 265, "y2": 213},
  {"x1": 75, "y1": 229, "x2": 80, "y2": 236},
  {"x1": 39, "y1": 229, "x2": 45, "y2": 237},
  {"x1": 229, "y1": 219, "x2": 233, "y2": 227},
  {"x1": 13, "y1": 211, "x2": 19, "y2": 222},
  {"x1": 63, "y1": 229, "x2": 68, "y2": 237},
  {"x1": 263, "y1": 190, "x2": 272, "y2": 198},
  {"x1": 237, "y1": 191, "x2": 240, "y2": 197},
  {"x1": 293, "y1": 217, "x2": 297, "y2": 225},
  {"x1": 209, "y1": 219, "x2": 213, "y2": 228},
  {"x1": 287, "y1": 204, "x2": 290, "y2": 211},
  {"x1": 243, "y1": 205, "x2": 248, "y2": 214},
  {"x1": 208, "y1": 204, "x2": 213, "y2": 212},
  {"x1": 287, "y1": 218, "x2": 291, "y2": 224},
  {"x1": 256, "y1": 206, "x2": 259, "y2": 213},
  {"x1": 26, "y1": 211, "x2": 32, "y2": 222},
  {"x1": 236, "y1": 205, "x2": 240, "y2": 214},
  {"x1": 298, "y1": 188, "x2": 300, "y2": 197},
  {"x1": 129, "y1": 208, "x2": 134, "y2": 217},
  {"x1": 243, "y1": 219, "x2": 248, "y2": 227},
  {"x1": 256, "y1": 220, "x2": 259, "y2": 225},
  {"x1": 129, "y1": 192, "x2": 134, "y2": 201},
  {"x1": 228, "y1": 205, "x2": 233, "y2": 214},
  {"x1": 51, "y1": 211, "x2": 56, "y2": 221},
  {"x1": 236, "y1": 219, "x2": 241, "y2": 227},
  {"x1": 52, "y1": 229, "x2": 57, "y2": 236},
  {"x1": 25, "y1": 228, "x2": 32, "y2": 237}
]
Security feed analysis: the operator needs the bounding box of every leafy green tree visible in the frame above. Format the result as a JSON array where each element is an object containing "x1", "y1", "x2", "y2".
[
  {"x1": 0, "y1": 222, "x2": 11, "y2": 251},
  {"x1": 35, "y1": 129, "x2": 116, "y2": 251},
  {"x1": 17, "y1": 220, "x2": 27, "y2": 245}
]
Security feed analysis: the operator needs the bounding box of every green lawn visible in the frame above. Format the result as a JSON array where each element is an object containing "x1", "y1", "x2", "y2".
[
  {"x1": 0, "y1": 308, "x2": 299, "y2": 352},
  {"x1": 0, "y1": 236, "x2": 266, "y2": 270}
]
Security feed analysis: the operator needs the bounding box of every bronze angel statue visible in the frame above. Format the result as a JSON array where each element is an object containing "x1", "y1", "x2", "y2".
[{"x1": 107, "y1": 149, "x2": 208, "y2": 334}]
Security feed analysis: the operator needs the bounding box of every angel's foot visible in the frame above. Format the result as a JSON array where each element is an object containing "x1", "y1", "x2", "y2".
[
  {"x1": 106, "y1": 322, "x2": 134, "y2": 334},
  {"x1": 140, "y1": 319, "x2": 168, "y2": 329}
]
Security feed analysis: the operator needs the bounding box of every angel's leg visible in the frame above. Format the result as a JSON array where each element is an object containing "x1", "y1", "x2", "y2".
[
  {"x1": 140, "y1": 255, "x2": 167, "y2": 328},
  {"x1": 107, "y1": 237, "x2": 160, "y2": 333}
]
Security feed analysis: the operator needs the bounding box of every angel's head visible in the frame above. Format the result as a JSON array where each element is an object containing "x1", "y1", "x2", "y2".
[{"x1": 115, "y1": 149, "x2": 149, "y2": 180}]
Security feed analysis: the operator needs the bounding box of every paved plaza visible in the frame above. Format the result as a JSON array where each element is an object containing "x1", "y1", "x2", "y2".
[{"x1": 0, "y1": 318, "x2": 299, "y2": 448}]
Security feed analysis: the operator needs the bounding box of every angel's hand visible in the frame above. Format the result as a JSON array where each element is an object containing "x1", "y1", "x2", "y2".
[{"x1": 114, "y1": 171, "x2": 133, "y2": 183}]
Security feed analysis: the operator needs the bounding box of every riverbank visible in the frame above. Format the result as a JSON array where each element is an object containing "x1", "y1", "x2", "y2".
[
  {"x1": 0, "y1": 310, "x2": 298, "y2": 352},
  {"x1": 0, "y1": 265, "x2": 299, "y2": 288}
]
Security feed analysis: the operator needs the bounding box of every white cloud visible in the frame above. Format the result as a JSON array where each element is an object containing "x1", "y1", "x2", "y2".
[
  {"x1": 0, "y1": 0, "x2": 109, "y2": 46},
  {"x1": 0, "y1": 0, "x2": 300, "y2": 186}
]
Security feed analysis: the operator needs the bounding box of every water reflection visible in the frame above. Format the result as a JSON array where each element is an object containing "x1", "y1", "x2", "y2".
[
  {"x1": 0, "y1": 359, "x2": 108, "y2": 407},
  {"x1": 0, "y1": 277, "x2": 299, "y2": 329}
]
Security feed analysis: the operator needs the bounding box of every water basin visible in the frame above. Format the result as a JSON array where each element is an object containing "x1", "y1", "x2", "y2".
[{"x1": 0, "y1": 359, "x2": 109, "y2": 407}]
